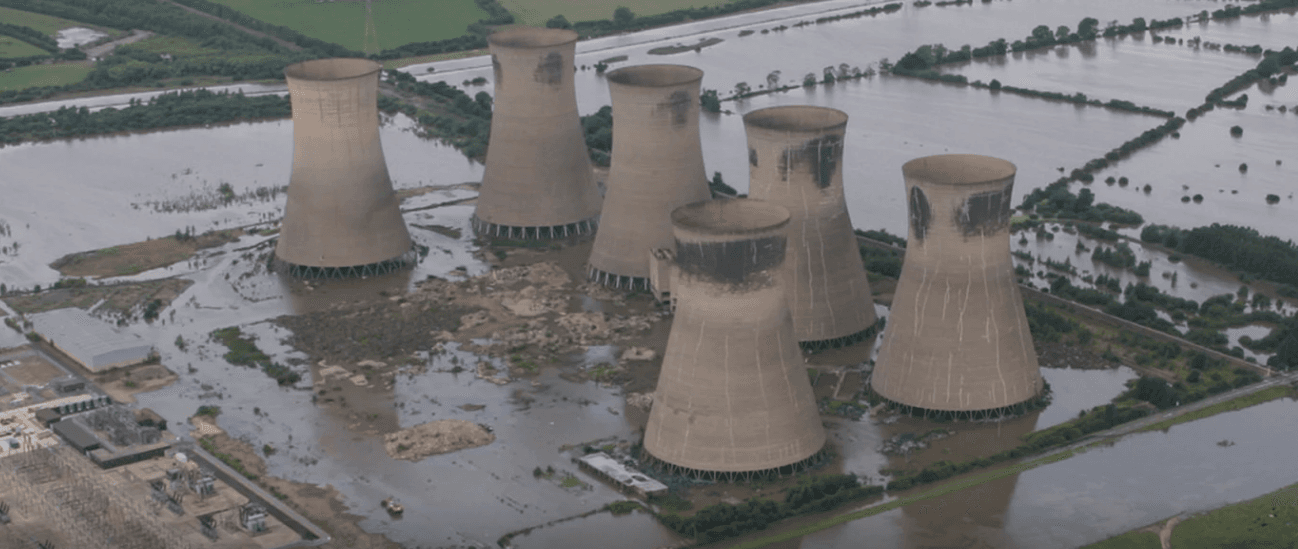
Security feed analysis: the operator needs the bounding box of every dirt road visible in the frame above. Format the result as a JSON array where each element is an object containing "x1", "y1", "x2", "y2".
[{"x1": 84, "y1": 30, "x2": 154, "y2": 60}]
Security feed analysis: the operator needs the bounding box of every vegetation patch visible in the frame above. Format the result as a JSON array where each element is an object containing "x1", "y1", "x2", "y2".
[
  {"x1": 0, "y1": 61, "x2": 92, "y2": 91},
  {"x1": 1079, "y1": 530, "x2": 1162, "y2": 549},
  {"x1": 203, "y1": 0, "x2": 486, "y2": 51},
  {"x1": 1138, "y1": 384, "x2": 1293, "y2": 432},
  {"x1": 0, "y1": 5, "x2": 109, "y2": 35},
  {"x1": 48, "y1": 228, "x2": 242, "y2": 277},
  {"x1": 0, "y1": 36, "x2": 48, "y2": 58},
  {"x1": 210, "y1": 326, "x2": 301, "y2": 386},
  {"x1": 1169, "y1": 479, "x2": 1298, "y2": 548}
]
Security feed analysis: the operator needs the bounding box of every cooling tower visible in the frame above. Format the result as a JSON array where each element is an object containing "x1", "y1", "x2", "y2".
[
  {"x1": 871, "y1": 154, "x2": 1043, "y2": 413},
  {"x1": 473, "y1": 27, "x2": 601, "y2": 239},
  {"x1": 644, "y1": 199, "x2": 826, "y2": 476},
  {"x1": 587, "y1": 64, "x2": 712, "y2": 290},
  {"x1": 276, "y1": 58, "x2": 413, "y2": 276},
  {"x1": 744, "y1": 106, "x2": 876, "y2": 350}
]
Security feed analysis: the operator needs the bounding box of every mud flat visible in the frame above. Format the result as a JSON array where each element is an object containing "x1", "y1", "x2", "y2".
[
  {"x1": 2, "y1": 277, "x2": 193, "y2": 319},
  {"x1": 50, "y1": 229, "x2": 243, "y2": 278},
  {"x1": 383, "y1": 419, "x2": 495, "y2": 461}
]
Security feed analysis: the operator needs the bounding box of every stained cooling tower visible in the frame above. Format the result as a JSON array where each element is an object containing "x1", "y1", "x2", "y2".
[
  {"x1": 473, "y1": 27, "x2": 601, "y2": 239},
  {"x1": 744, "y1": 106, "x2": 876, "y2": 350},
  {"x1": 871, "y1": 154, "x2": 1043, "y2": 413},
  {"x1": 644, "y1": 199, "x2": 826, "y2": 477},
  {"x1": 587, "y1": 64, "x2": 712, "y2": 290},
  {"x1": 276, "y1": 58, "x2": 413, "y2": 277}
]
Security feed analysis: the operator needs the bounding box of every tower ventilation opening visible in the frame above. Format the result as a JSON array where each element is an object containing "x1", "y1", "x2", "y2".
[
  {"x1": 588, "y1": 64, "x2": 712, "y2": 291},
  {"x1": 870, "y1": 154, "x2": 1044, "y2": 413},
  {"x1": 643, "y1": 199, "x2": 826, "y2": 475}
]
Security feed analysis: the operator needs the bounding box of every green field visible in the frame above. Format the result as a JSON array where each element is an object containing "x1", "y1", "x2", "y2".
[
  {"x1": 0, "y1": 6, "x2": 88, "y2": 35},
  {"x1": 1169, "y1": 481, "x2": 1298, "y2": 548},
  {"x1": 0, "y1": 36, "x2": 47, "y2": 58},
  {"x1": 207, "y1": 0, "x2": 487, "y2": 52},
  {"x1": 499, "y1": 0, "x2": 731, "y2": 26},
  {"x1": 1080, "y1": 530, "x2": 1161, "y2": 549},
  {"x1": 121, "y1": 35, "x2": 229, "y2": 57},
  {"x1": 0, "y1": 62, "x2": 92, "y2": 91}
]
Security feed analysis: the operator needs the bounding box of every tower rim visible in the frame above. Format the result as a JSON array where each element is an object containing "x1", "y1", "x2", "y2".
[
  {"x1": 283, "y1": 58, "x2": 381, "y2": 81},
  {"x1": 606, "y1": 64, "x2": 705, "y2": 88},
  {"x1": 743, "y1": 105, "x2": 848, "y2": 133},
  {"x1": 488, "y1": 27, "x2": 579, "y2": 49},
  {"x1": 903, "y1": 154, "x2": 1017, "y2": 186},
  {"x1": 671, "y1": 199, "x2": 790, "y2": 236}
]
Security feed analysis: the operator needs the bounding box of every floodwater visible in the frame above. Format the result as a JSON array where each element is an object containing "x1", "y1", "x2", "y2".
[
  {"x1": 1161, "y1": 7, "x2": 1298, "y2": 51},
  {"x1": 787, "y1": 396, "x2": 1298, "y2": 549},
  {"x1": 4, "y1": 0, "x2": 1297, "y2": 547},
  {"x1": 0, "y1": 112, "x2": 480, "y2": 288}
]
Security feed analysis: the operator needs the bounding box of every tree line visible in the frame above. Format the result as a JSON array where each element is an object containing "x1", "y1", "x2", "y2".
[
  {"x1": 0, "y1": 89, "x2": 290, "y2": 145},
  {"x1": 0, "y1": 21, "x2": 87, "y2": 70},
  {"x1": 1141, "y1": 223, "x2": 1298, "y2": 290}
]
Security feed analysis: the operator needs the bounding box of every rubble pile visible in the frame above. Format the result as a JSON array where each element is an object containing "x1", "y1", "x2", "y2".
[{"x1": 383, "y1": 419, "x2": 495, "y2": 461}]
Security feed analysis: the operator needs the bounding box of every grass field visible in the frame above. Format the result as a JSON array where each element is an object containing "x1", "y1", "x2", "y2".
[
  {"x1": 0, "y1": 62, "x2": 92, "y2": 91},
  {"x1": 499, "y1": 0, "x2": 732, "y2": 26},
  {"x1": 207, "y1": 0, "x2": 487, "y2": 52},
  {"x1": 383, "y1": 47, "x2": 487, "y2": 69},
  {"x1": 1169, "y1": 481, "x2": 1298, "y2": 549},
  {"x1": 0, "y1": 36, "x2": 48, "y2": 58},
  {"x1": 121, "y1": 35, "x2": 229, "y2": 57},
  {"x1": 1080, "y1": 531, "x2": 1161, "y2": 549},
  {"x1": 0, "y1": 5, "x2": 94, "y2": 35}
]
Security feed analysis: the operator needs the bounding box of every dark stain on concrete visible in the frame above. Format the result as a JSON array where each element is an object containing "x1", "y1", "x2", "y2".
[
  {"x1": 534, "y1": 52, "x2": 564, "y2": 85},
  {"x1": 909, "y1": 186, "x2": 931, "y2": 242},
  {"x1": 657, "y1": 90, "x2": 691, "y2": 126},
  {"x1": 674, "y1": 236, "x2": 786, "y2": 284},
  {"x1": 956, "y1": 188, "x2": 1012, "y2": 237},
  {"x1": 749, "y1": 148, "x2": 758, "y2": 167},
  {"x1": 492, "y1": 55, "x2": 503, "y2": 88},
  {"x1": 776, "y1": 135, "x2": 842, "y2": 188}
]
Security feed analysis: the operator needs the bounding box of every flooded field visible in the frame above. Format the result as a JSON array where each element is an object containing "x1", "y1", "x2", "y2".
[
  {"x1": 4, "y1": 0, "x2": 1298, "y2": 547},
  {"x1": 788, "y1": 396, "x2": 1298, "y2": 548}
]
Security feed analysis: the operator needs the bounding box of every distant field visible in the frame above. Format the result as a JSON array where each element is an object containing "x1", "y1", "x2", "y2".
[
  {"x1": 499, "y1": 0, "x2": 732, "y2": 26},
  {"x1": 122, "y1": 35, "x2": 229, "y2": 57},
  {"x1": 0, "y1": 36, "x2": 48, "y2": 58},
  {"x1": 0, "y1": 5, "x2": 108, "y2": 35},
  {"x1": 207, "y1": 0, "x2": 487, "y2": 52},
  {"x1": 0, "y1": 62, "x2": 93, "y2": 91}
]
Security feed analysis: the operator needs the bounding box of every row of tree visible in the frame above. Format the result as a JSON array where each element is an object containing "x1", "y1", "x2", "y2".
[
  {"x1": 0, "y1": 89, "x2": 290, "y2": 145},
  {"x1": 0, "y1": 22, "x2": 61, "y2": 53},
  {"x1": 656, "y1": 474, "x2": 883, "y2": 543},
  {"x1": 1141, "y1": 223, "x2": 1298, "y2": 289}
]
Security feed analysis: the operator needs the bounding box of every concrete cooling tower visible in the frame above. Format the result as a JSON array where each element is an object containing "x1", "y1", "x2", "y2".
[
  {"x1": 473, "y1": 27, "x2": 601, "y2": 239},
  {"x1": 744, "y1": 106, "x2": 876, "y2": 351},
  {"x1": 276, "y1": 58, "x2": 413, "y2": 277},
  {"x1": 587, "y1": 64, "x2": 712, "y2": 290},
  {"x1": 644, "y1": 199, "x2": 826, "y2": 479},
  {"x1": 871, "y1": 154, "x2": 1043, "y2": 415}
]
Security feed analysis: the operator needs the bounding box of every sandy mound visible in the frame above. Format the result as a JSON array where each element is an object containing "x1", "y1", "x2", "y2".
[{"x1": 383, "y1": 419, "x2": 494, "y2": 461}]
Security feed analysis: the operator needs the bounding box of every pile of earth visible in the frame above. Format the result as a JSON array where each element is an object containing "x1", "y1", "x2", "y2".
[{"x1": 383, "y1": 419, "x2": 495, "y2": 461}]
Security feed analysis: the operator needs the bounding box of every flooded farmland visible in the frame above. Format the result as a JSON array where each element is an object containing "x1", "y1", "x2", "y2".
[{"x1": 4, "y1": 0, "x2": 1298, "y2": 547}]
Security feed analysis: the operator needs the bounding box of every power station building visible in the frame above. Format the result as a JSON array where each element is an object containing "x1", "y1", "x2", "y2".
[
  {"x1": 587, "y1": 64, "x2": 712, "y2": 290},
  {"x1": 276, "y1": 58, "x2": 414, "y2": 277},
  {"x1": 643, "y1": 199, "x2": 825, "y2": 479},
  {"x1": 743, "y1": 106, "x2": 876, "y2": 350},
  {"x1": 870, "y1": 154, "x2": 1043, "y2": 416},
  {"x1": 473, "y1": 27, "x2": 602, "y2": 239}
]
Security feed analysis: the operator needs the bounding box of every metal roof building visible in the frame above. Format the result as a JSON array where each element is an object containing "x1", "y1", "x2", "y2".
[{"x1": 29, "y1": 308, "x2": 155, "y2": 372}]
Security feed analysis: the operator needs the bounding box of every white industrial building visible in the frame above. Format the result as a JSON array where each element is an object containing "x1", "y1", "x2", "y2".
[{"x1": 28, "y1": 308, "x2": 155, "y2": 372}]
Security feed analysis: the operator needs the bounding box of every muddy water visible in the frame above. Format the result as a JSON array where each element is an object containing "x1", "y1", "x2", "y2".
[
  {"x1": 790, "y1": 396, "x2": 1298, "y2": 548},
  {"x1": 0, "y1": 112, "x2": 481, "y2": 288},
  {"x1": 942, "y1": 32, "x2": 1263, "y2": 110},
  {"x1": 1223, "y1": 324, "x2": 1275, "y2": 362},
  {"x1": 1082, "y1": 77, "x2": 1298, "y2": 240}
]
